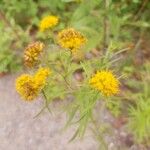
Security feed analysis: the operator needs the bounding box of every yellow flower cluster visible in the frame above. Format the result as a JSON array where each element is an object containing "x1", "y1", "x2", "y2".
[
  {"x1": 34, "y1": 68, "x2": 51, "y2": 88},
  {"x1": 89, "y1": 70, "x2": 120, "y2": 97},
  {"x1": 16, "y1": 68, "x2": 51, "y2": 101},
  {"x1": 57, "y1": 28, "x2": 87, "y2": 52},
  {"x1": 24, "y1": 41, "x2": 44, "y2": 68},
  {"x1": 39, "y1": 15, "x2": 59, "y2": 32}
]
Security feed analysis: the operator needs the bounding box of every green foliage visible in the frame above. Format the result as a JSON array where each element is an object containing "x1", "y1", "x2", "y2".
[
  {"x1": 63, "y1": 49, "x2": 123, "y2": 140},
  {"x1": 128, "y1": 63, "x2": 150, "y2": 143},
  {"x1": 1, "y1": 0, "x2": 150, "y2": 147},
  {"x1": 44, "y1": 81, "x2": 67, "y2": 101},
  {"x1": 2, "y1": 0, "x2": 149, "y2": 57},
  {"x1": 106, "y1": 98, "x2": 121, "y2": 117},
  {"x1": 66, "y1": 86, "x2": 100, "y2": 140},
  {"x1": 0, "y1": 22, "x2": 22, "y2": 73},
  {"x1": 0, "y1": 51, "x2": 21, "y2": 73},
  {"x1": 129, "y1": 98, "x2": 150, "y2": 143},
  {"x1": 0, "y1": 0, "x2": 150, "y2": 73}
]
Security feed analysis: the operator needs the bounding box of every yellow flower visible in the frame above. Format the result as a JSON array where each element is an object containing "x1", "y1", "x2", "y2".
[
  {"x1": 57, "y1": 28, "x2": 87, "y2": 51},
  {"x1": 24, "y1": 41, "x2": 44, "y2": 68},
  {"x1": 34, "y1": 67, "x2": 51, "y2": 88},
  {"x1": 89, "y1": 70, "x2": 120, "y2": 97},
  {"x1": 15, "y1": 67, "x2": 51, "y2": 101},
  {"x1": 15, "y1": 74, "x2": 40, "y2": 101},
  {"x1": 39, "y1": 15, "x2": 59, "y2": 32}
]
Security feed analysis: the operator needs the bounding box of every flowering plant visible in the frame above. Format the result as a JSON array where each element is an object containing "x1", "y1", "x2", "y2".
[{"x1": 15, "y1": 15, "x2": 122, "y2": 143}]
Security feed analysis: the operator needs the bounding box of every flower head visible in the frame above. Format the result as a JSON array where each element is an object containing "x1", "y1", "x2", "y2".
[
  {"x1": 39, "y1": 15, "x2": 59, "y2": 32},
  {"x1": 89, "y1": 70, "x2": 120, "y2": 97},
  {"x1": 15, "y1": 74, "x2": 40, "y2": 101},
  {"x1": 34, "y1": 67, "x2": 51, "y2": 88},
  {"x1": 15, "y1": 67, "x2": 51, "y2": 101},
  {"x1": 24, "y1": 41, "x2": 44, "y2": 68},
  {"x1": 57, "y1": 28, "x2": 87, "y2": 51}
]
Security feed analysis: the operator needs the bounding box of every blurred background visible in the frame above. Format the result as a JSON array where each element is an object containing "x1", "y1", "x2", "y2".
[
  {"x1": 0, "y1": 0, "x2": 150, "y2": 149},
  {"x1": 0, "y1": 0, "x2": 150, "y2": 74}
]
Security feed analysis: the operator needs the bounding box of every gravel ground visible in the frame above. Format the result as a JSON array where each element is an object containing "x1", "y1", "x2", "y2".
[
  {"x1": 0, "y1": 74, "x2": 146, "y2": 150},
  {"x1": 0, "y1": 75, "x2": 98, "y2": 150}
]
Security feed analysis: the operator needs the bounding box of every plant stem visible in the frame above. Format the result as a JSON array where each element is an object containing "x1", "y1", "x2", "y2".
[
  {"x1": 134, "y1": 0, "x2": 148, "y2": 20},
  {"x1": 52, "y1": 66, "x2": 74, "y2": 91},
  {"x1": 49, "y1": 52, "x2": 74, "y2": 91},
  {"x1": 103, "y1": 0, "x2": 110, "y2": 53},
  {"x1": 33, "y1": 105, "x2": 46, "y2": 119},
  {"x1": 33, "y1": 90, "x2": 52, "y2": 118},
  {"x1": 42, "y1": 89, "x2": 52, "y2": 114}
]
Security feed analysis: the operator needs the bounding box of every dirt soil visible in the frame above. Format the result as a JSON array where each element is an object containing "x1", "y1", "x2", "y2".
[
  {"x1": 0, "y1": 75, "x2": 146, "y2": 150},
  {"x1": 0, "y1": 75, "x2": 98, "y2": 150}
]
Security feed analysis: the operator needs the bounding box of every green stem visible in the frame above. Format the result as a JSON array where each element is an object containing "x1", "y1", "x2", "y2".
[
  {"x1": 33, "y1": 105, "x2": 46, "y2": 119},
  {"x1": 33, "y1": 89, "x2": 52, "y2": 118},
  {"x1": 42, "y1": 89, "x2": 52, "y2": 114},
  {"x1": 49, "y1": 57, "x2": 74, "y2": 91},
  {"x1": 52, "y1": 66, "x2": 74, "y2": 91}
]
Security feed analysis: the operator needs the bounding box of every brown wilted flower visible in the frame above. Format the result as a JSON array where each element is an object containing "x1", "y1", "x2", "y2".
[{"x1": 24, "y1": 41, "x2": 44, "y2": 68}]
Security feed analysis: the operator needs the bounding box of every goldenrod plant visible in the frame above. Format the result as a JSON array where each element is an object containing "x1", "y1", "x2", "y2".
[
  {"x1": 15, "y1": 15, "x2": 124, "y2": 146},
  {"x1": 1, "y1": 0, "x2": 148, "y2": 148}
]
